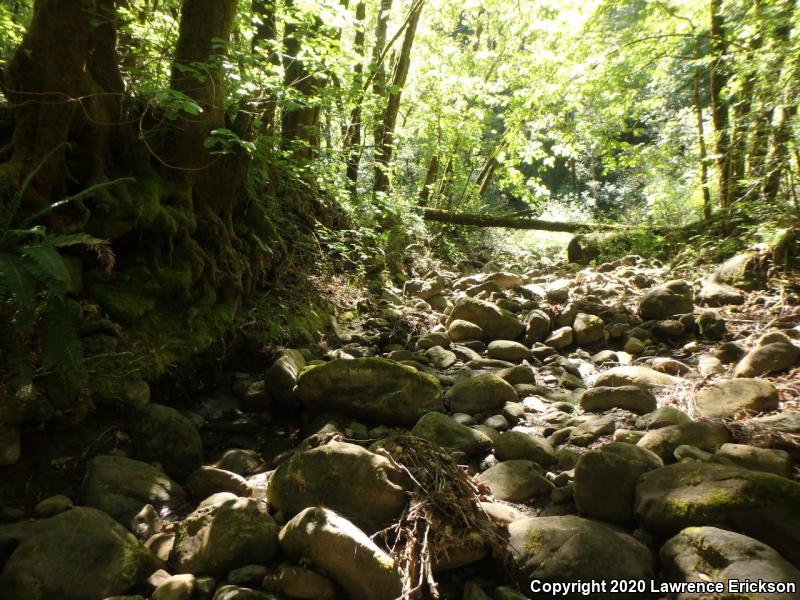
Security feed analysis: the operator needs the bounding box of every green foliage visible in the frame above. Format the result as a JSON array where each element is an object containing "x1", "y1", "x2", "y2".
[{"x1": 0, "y1": 179, "x2": 114, "y2": 392}]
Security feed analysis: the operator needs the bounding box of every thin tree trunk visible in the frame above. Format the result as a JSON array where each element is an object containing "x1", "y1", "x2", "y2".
[
  {"x1": 418, "y1": 154, "x2": 438, "y2": 205},
  {"x1": 344, "y1": 1, "x2": 367, "y2": 192},
  {"x1": 252, "y1": 0, "x2": 280, "y2": 136},
  {"x1": 693, "y1": 57, "x2": 712, "y2": 219},
  {"x1": 374, "y1": 0, "x2": 424, "y2": 194},
  {"x1": 281, "y1": 0, "x2": 323, "y2": 159},
  {"x1": 370, "y1": 0, "x2": 394, "y2": 182},
  {"x1": 709, "y1": 0, "x2": 733, "y2": 208}
]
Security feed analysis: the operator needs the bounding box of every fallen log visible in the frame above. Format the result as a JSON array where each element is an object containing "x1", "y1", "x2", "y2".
[{"x1": 421, "y1": 208, "x2": 624, "y2": 233}]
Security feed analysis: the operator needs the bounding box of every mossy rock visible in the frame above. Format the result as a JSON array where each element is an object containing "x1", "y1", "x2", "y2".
[
  {"x1": 295, "y1": 357, "x2": 443, "y2": 426},
  {"x1": 635, "y1": 462, "x2": 800, "y2": 567},
  {"x1": 508, "y1": 515, "x2": 654, "y2": 598}
]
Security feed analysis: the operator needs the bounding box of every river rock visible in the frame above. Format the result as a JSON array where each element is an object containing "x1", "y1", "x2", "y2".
[
  {"x1": 186, "y1": 466, "x2": 251, "y2": 499},
  {"x1": 660, "y1": 526, "x2": 800, "y2": 599},
  {"x1": 697, "y1": 280, "x2": 745, "y2": 307},
  {"x1": 507, "y1": 515, "x2": 654, "y2": 597},
  {"x1": 487, "y1": 340, "x2": 533, "y2": 362},
  {"x1": 262, "y1": 565, "x2": 337, "y2": 600},
  {"x1": 569, "y1": 414, "x2": 616, "y2": 446},
  {"x1": 714, "y1": 252, "x2": 766, "y2": 290},
  {"x1": 0, "y1": 507, "x2": 152, "y2": 599},
  {"x1": 411, "y1": 412, "x2": 492, "y2": 457},
  {"x1": 265, "y1": 349, "x2": 305, "y2": 408},
  {"x1": 635, "y1": 462, "x2": 800, "y2": 566},
  {"x1": 493, "y1": 430, "x2": 556, "y2": 466},
  {"x1": 638, "y1": 280, "x2": 694, "y2": 319},
  {"x1": 637, "y1": 422, "x2": 729, "y2": 461},
  {"x1": 695, "y1": 378, "x2": 780, "y2": 419},
  {"x1": 267, "y1": 441, "x2": 408, "y2": 530},
  {"x1": 448, "y1": 297, "x2": 525, "y2": 341},
  {"x1": 82, "y1": 454, "x2": 186, "y2": 525},
  {"x1": 295, "y1": 358, "x2": 443, "y2": 426},
  {"x1": 594, "y1": 365, "x2": 680, "y2": 388},
  {"x1": 573, "y1": 313, "x2": 605, "y2": 346},
  {"x1": 545, "y1": 326, "x2": 573, "y2": 350},
  {"x1": 715, "y1": 443, "x2": 794, "y2": 478},
  {"x1": 734, "y1": 342, "x2": 800, "y2": 377},
  {"x1": 445, "y1": 373, "x2": 518, "y2": 414},
  {"x1": 477, "y1": 460, "x2": 553, "y2": 501},
  {"x1": 132, "y1": 403, "x2": 203, "y2": 479},
  {"x1": 448, "y1": 319, "x2": 484, "y2": 342},
  {"x1": 170, "y1": 497, "x2": 278, "y2": 575},
  {"x1": 573, "y1": 443, "x2": 662, "y2": 524},
  {"x1": 579, "y1": 385, "x2": 656, "y2": 414},
  {"x1": 523, "y1": 310, "x2": 550, "y2": 345},
  {"x1": 279, "y1": 507, "x2": 402, "y2": 600},
  {"x1": 635, "y1": 406, "x2": 691, "y2": 430}
]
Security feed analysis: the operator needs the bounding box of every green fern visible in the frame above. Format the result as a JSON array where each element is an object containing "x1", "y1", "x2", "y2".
[{"x1": 0, "y1": 171, "x2": 122, "y2": 392}]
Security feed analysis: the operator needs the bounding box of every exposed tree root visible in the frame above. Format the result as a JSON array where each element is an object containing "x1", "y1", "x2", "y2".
[{"x1": 375, "y1": 433, "x2": 508, "y2": 599}]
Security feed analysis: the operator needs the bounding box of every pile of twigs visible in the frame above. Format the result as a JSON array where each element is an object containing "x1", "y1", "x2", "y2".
[
  {"x1": 374, "y1": 433, "x2": 507, "y2": 599},
  {"x1": 726, "y1": 419, "x2": 800, "y2": 464}
]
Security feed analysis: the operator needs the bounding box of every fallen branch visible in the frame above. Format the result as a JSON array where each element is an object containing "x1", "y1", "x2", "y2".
[{"x1": 421, "y1": 208, "x2": 625, "y2": 233}]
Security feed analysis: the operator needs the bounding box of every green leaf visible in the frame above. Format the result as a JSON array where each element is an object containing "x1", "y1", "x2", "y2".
[{"x1": 42, "y1": 297, "x2": 87, "y2": 389}]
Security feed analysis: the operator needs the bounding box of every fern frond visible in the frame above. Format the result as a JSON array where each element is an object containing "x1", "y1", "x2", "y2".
[
  {"x1": 41, "y1": 297, "x2": 87, "y2": 389},
  {"x1": 0, "y1": 252, "x2": 37, "y2": 307},
  {"x1": 21, "y1": 177, "x2": 135, "y2": 228},
  {"x1": 49, "y1": 233, "x2": 116, "y2": 272},
  {"x1": 21, "y1": 244, "x2": 70, "y2": 294},
  {"x1": 1, "y1": 142, "x2": 71, "y2": 229}
]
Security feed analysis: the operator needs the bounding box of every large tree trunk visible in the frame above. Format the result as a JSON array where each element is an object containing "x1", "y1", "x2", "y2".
[
  {"x1": 709, "y1": 0, "x2": 733, "y2": 208},
  {"x1": 418, "y1": 154, "x2": 439, "y2": 205},
  {"x1": 373, "y1": 0, "x2": 423, "y2": 194},
  {"x1": 1, "y1": 0, "x2": 119, "y2": 203}
]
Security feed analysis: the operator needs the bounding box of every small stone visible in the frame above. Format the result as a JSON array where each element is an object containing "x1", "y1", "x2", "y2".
[
  {"x1": 580, "y1": 386, "x2": 656, "y2": 415},
  {"x1": 695, "y1": 378, "x2": 780, "y2": 419},
  {"x1": 715, "y1": 443, "x2": 794, "y2": 478},
  {"x1": 478, "y1": 460, "x2": 553, "y2": 502},
  {"x1": 545, "y1": 326, "x2": 574, "y2": 350},
  {"x1": 494, "y1": 431, "x2": 556, "y2": 466},
  {"x1": 33, "y1": 495, "x2": 73, "y2": 518}
]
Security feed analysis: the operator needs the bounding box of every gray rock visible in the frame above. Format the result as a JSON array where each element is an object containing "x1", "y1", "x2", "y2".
[
  {"x1": 573, "y1": 443, "x2": 662, "y2": 524},
  {"x1": 695, "y1": 378, "x2": 780, "y2": 419},
  {"x1": 82, "y1": 454, "x2": 186, "y2": 525},
  {"x1": 265, "y1": 349, "x2": 305, "y2": 408},
  {"x1": 279, "y1": 507, "x2": 401, "y2": 600},
  {"x1": 497, "y1": 365, "x2": 536, "y2": 385},
  {"x1": 448, "y1": 297, "x2": 525, "y2": 341},
  {"x1": 715, "y1": 443, "x2": 794, "y2": 478},
  {"x1": 267, "y1": 441, "x2": 408, "y2": 530},
  {"x1": 262, "y1": 565, "x2": 337, "y2": 599},
  {"x1": 637, "y1": 422, "x2": 729, "y2": 462},
  {"x1": 573, "y1": 313, "x2": 605, "y2": 346},
  {"x1": 524, "y1": 309, "x2": 551, "y2": 344},
  {"x1": 0, "y1": 507, "x2": 152, "y2": 600},
  {"x1": 660, "y1": 527, "x2": 800, "y2": 600},
  {"x1": 212, "y1": 585, "x2": 272, "y2": 600},
  {"x1": 494, "y1": 431, "x2": 556, "y2": 466},
  {"x1": 697, "y1": 280, "x2": 745, "y2": 306},
  {"x1": 638, "y1": 280, "x2": 694, "y2": 320},
  {"x1": 186, "y1": 467, "x2": 251, "y2": 499},
  {"x1": 594, "y1": 365, "x2": 680, "y2": 388},
  {"x1": 411, "y1": 412, "x2": 492, "y2": 456},
  {"x1": 545, "y1": 326, "x2": 574, "y2": 350},
  {"x1": 132, "y1": 403, "x2": 203, "y2": 479},
  {"x1": 734, "y1": 343, "x2": 800, "y2": 377},
  {"x1": 635, "y1": 462, "x2": 800, "y2": 567},
  {"x1": 752, "y1": 411, "x2": 800, "y2": 433},
  {"x1": 426, "y1": 345, "x2": 457, "y2": 369},
  {"x1": 487, "y1": 340, "x2": 533, "y2": 362},
  {"x1": 508, "y1": 516, "x2": 654, "y2": 598},
  {"x1": 714, "y1": 252, "x2": 766, "y2": 290},
  {"x1": 170, "y1": 497, "x2": 279, "y2": 576},
  {"x1": 152, "y1": 574, "x2": 195, "y2": 600},
  {"x1": 446, "y1": 374, "x2": 518, "y2": 414},
  {"x1": 477, "y1": 460, "x2": 553, "y2": 501},
  {"x1": 417, "y1": 331, "x2": 451, "y2": 350},
  {"x1": 635, "y1": 406, "x2": 691, "y2": 430},
  {"x1": 580, "y1": 386, "x2": 656, "y2": 414},
  {"x1": 295, "y1": 358, "x2": 443, "y2": 426},
  {"x1": 569, "y1": 415, "x2": 616, "y2": 446},
  {"x1": 448, "y1": 319, "x2": 484, "y2": 342},
  {"x1": 33, "y1": 494, "x2": 73, "y2": 518}
]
